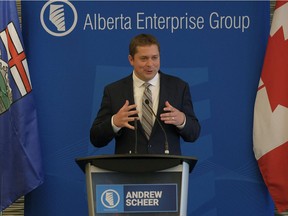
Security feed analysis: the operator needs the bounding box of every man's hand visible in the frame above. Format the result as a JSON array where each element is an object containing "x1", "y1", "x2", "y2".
[
  {"x1": 113, "y1": 100, "x2": 139, "y2": 130},
  {"x1": 160, "y1": 101, "x2": 185, "y2": 126}
]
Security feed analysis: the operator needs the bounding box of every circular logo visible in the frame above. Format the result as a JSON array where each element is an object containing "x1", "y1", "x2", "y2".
[
  {"x1": 40, "y1": 0, "x2": 78, "y2": 37},
  {"x1": 101, "y1": 189, "x2": 120, "y2": 209}
]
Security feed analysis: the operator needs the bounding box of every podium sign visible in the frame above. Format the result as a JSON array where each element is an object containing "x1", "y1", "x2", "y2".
[
  {"x1": 76, "y1": 154, "x2": 197, "y2": 216},
  {"x1": 95, "y1": 181, "x2": 178, "y2": 213}
]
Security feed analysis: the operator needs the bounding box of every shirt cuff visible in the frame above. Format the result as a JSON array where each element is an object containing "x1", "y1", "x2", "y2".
[
  {"x1": 111, "y1": 115, "x2": 121, "y2": 133},
  {"x1": 177, "y1": 115, "x2": 186, "y2": 130}
]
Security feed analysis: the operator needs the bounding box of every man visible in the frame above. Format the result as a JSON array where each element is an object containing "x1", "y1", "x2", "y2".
[{"x1": 90, "y1": 34, "x2": 200, "y2": 155}]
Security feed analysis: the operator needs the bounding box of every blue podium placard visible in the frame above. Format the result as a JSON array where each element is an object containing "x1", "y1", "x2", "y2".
[{"x1": 96, "y1": 184, "x2": 178, "y2": 214}]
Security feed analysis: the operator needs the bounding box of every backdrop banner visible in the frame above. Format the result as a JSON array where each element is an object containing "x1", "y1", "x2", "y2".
[{"x1": 22, "y1": 1, "x2": 272, "y2": 215}]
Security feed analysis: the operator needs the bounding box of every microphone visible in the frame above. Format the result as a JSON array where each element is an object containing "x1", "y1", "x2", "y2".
[
  {"x1": 134, "y1": 118, "x2": 138, "y2": 154},
  {"x1": 145, "y1": 99, "x2": 169, "y2": 154}
]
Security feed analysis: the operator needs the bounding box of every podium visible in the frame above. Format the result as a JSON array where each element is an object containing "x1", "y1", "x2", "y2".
[{"x1": 76, "y1": 154, "x2": 197, "y2": 216}]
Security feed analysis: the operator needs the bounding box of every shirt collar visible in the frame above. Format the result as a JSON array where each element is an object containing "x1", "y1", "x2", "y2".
[{"x1": 132, "y1": 71, "x2": 159, "y2": 88}]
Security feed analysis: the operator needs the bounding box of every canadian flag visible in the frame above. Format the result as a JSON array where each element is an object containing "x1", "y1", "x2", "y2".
[{"x1": 253, "y1": 0, "x2": 288, "y2": 213}]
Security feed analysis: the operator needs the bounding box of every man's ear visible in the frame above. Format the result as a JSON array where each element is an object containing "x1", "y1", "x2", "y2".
[{"x1": 128, "y1": 55, "x2": 134, "y2": 66}]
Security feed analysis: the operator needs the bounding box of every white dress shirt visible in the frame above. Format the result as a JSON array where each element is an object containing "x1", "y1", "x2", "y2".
[
  {"x1": 111, "y1": 72, "x2": 160, "y2": 132},
  {"x1": 133, "y1": 71, "x2": 160, "y2": 123}
]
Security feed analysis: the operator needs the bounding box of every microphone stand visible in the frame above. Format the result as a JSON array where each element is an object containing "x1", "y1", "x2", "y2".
[
  {"x1": 145, "y1": 99, "x2": 170, "y2": 155},
  {"x1": 134, "y1": 118, "x2": 138, "y2": 154}
]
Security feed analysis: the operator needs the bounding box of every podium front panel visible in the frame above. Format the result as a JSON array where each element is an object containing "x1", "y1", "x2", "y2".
[{"x1": 86, "y1": 164, "x2": 184, "y2": 216}]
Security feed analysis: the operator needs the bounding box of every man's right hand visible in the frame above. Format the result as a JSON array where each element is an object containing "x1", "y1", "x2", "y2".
[{"x1": 113, "y1": 100, "x2": 139, "y2": 130}]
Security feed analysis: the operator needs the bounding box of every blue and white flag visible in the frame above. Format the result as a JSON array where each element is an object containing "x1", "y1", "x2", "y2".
[{"x1": 0, "y1": 0, "x2": 43, "y2": 211}]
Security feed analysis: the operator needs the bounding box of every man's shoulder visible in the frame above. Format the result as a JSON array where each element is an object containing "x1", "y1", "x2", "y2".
[
  {"x1": 105, "y1": 74, "x2": 132, "y2": 89},
  {"x1": 160, "y1": 71, "x2": 186, "y2": 85}
]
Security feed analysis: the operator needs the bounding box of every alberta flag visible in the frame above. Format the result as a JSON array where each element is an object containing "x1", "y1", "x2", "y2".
[
  {"x1": 0, "y1": 0, "x2": 43, "y2": 211},
  {"x1": 253, "y1": 0, "x2": 288, "y2": 213}
]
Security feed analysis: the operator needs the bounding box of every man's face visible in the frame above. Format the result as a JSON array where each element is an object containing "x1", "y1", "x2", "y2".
[{"x1": 128, "y1": 44, "x2": 160, "y2": 82}]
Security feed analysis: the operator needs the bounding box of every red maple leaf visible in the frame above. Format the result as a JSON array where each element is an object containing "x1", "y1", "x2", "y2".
[{"x1": 261, "y1": 27, "x2": 288, "y2": 111}]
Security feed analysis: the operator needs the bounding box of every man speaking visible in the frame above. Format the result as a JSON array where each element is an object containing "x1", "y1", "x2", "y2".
[{"x1": 90, "y1": 33, "x2": 200, "y2": 155}]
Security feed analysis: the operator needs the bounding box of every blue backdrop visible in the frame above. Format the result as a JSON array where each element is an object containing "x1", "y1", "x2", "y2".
[{"x1": 21, "y1": 1, "x2": 273, "y2": 215}]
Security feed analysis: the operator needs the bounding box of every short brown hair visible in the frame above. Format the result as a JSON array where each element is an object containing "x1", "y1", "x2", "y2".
[{"x1": 129, "y1": 34, "x2": 160, "y2": 57}]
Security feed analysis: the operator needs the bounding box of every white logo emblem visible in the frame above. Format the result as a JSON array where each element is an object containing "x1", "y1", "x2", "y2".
[
  {"x1": 40, "y1": 0, "x2": 78, "y2": 37},
  {"x1": 101, "y1": 189, "x2": 120, "y2": 209}
]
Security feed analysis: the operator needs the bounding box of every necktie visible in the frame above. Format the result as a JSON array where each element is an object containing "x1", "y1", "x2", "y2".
[{"x1": 142, "y1": 83, "x2": 153, "y2": 139}]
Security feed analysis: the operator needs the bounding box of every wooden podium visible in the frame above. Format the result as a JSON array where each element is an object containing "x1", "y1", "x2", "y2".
[{"x1": 76, "y1": 154, "x2": 197, "y2": 216}]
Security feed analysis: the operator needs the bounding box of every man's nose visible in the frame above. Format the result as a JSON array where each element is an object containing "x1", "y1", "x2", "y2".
[{"x1": 146, "y1": 58, "x2": 153, "y2": 66}]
